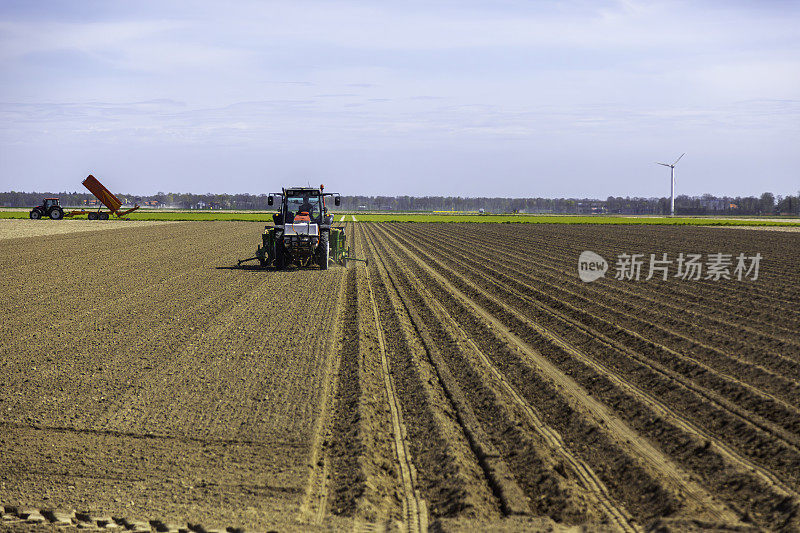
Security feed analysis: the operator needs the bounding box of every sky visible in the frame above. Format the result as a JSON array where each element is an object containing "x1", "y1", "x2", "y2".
[{"x1": 1, "y1": 0, "x2": 798, "y2": 198}]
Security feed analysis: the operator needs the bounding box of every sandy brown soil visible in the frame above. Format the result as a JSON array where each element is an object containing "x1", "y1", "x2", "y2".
[
  {"x1": 0, "y1": 219, "x2": 173, "y2": 241},
  {"x1": 0, "y1": 222, "x2": 347, "y2": 531},
  {"x1": 705, "y1": 224, "x2": 800, "y2": 232},
  {"x1": 2, "y1": 221, "x2": 797, "y2": 531}
]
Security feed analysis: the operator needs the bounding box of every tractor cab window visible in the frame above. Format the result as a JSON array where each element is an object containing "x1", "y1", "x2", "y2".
[
  {"x1": 44, "y1": 199, "x2": 58, "y2": 208},
  {"x1": 286, "y1": 194, "x2": 320, "y2": 221}
]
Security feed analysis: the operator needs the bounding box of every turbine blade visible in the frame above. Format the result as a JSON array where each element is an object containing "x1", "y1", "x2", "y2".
[
  {"x1": 656, "y1": 162, "x2": 670, "y2": 166},
  {"x1": 673, "y1": 153, "x2": 685, "y2": 165}
]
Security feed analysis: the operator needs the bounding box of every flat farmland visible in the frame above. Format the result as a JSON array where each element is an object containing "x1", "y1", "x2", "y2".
[
  {"x1": 0, "y1": 222, "x2": 346, "y2": 531},
  {"x1": 1, "y1": 221, "x2": 799, "y2": 531}
]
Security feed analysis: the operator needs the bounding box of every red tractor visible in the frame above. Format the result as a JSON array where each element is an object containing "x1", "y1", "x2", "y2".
[{"x1": 29, "y1": 198, "x2": 64, "y2": 220}]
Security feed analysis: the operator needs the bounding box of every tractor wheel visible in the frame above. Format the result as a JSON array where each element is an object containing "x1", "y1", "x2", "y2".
[
  {"x1": 317, "y1": 232, "x2": 329, "y2": 270},
  {"x1": 29, "y1": 209, "x2": 42, "y2": 220},
  {"x1": 99, "y1": 212, "x2": 109, "y2": 220},
  {"x1": 275, "y1": 243, "x2": 286, "y2": 270},
  {"x1": 49, "y1": 207, "x2": 63, "y2": 220},
  {"x1": 88, "y1": 212, "x2": 98, "y2": 220}
]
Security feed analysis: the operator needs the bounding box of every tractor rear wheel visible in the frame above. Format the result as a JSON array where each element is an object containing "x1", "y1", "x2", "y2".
[
  {"x1": 49, "y1": 207, "x2": 63, "y2": 220},
  {"x1": 317, "y1": 231, "x2": 329, "y2": 270},
  {"x1": 275, "y1": 243, "x2": 286, "y2": 270},
  {"x1": 29, "y1": 209, "x2": 42, "y2": 220}
]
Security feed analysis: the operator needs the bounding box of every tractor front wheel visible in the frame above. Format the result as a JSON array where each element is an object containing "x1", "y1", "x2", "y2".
[{"x1": 29, "y1": 209, "x2": 42, "y2": 220}]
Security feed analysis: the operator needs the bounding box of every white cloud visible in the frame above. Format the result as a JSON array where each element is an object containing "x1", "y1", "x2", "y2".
[{"x1": 0, "y1": 0, "x2": 798, "y2": 195}]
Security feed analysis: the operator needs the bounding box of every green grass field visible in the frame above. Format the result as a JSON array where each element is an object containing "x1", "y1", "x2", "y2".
[
  {"x1": 1, "y1": 209, "x2": 798, "y2": 226},
  {"x1": 340, "y1": 214, "x2": 800, "y2": 225},
  {"x1": 0, "y1": 210, "x2": 276, "y2": 222}
]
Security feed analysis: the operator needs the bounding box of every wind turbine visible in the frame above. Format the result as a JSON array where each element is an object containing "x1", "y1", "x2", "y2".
[{"x1": 656, "y1": 153, "x2": 685, "y2": 216}]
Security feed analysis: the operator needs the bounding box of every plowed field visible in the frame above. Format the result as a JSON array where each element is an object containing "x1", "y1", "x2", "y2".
[{"x1": 2, "y1": 222, "x2": 798, "y2": 532}]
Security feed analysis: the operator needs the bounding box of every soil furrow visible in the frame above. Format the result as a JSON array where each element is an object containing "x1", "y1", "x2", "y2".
[
  {"x1": 298, "y1": 228, "x2": 349, "y2": 526},
  {"x1": 426, "y1": 223, "x2": 800, "y2": 355},
  {"x1": 372, "y1": 224, "x2": 750, "y2": 528},
  {"x1": 386, "y1": 224, "x2": 800, "y2": 443},
  {"x1": 382, "y1": 224, "x2": 800, "y2": 479},
  {"x1": 358, "y1": 223, "x2": 428, "y2": 531},
  {"x1": 366, "y1": 226, "x2": 533, "y2": 521},
  {"x1": 367, "y1": 225, "x2": 644, "y2": 530},
  {"x1": 469, "y1": 223, "x2": 800, "y2": 325},
  {"x1": 5, "y1": 220, "x2": 797, "y2": 531},
  {"x1": 375, "y1": 223, "x2": 799, "y2": 530},
  {"x1": 359, "y1": 227, "x2": 502, "y2": 522}
]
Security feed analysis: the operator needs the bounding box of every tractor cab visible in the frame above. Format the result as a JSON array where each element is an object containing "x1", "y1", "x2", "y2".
[
  {"x1": 270, "y1": 187, "x2": 337, "y2": 225},
  {"x1": 285, "y1": 191, "x2": 322, "y2": 223},
  {"x1": 43, "y1": 198, "x2": 60, "y2": 209}
]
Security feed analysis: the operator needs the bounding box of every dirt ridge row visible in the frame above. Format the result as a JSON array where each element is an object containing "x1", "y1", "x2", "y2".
[
  {"x1": 466, "y1": 223, "x2": 800, "y2": 321},
  {"x1": 431, "y1": 223, "x2": 800, "y2": 354},
  {"x1": 375, "y1": 222, "x2": 799, "y2": 530},
  {"x1": 388, "y1": 225, "x2": 800, "y2": 447},
  {"x1": 365, "y1": 225, "x2": 646, "y2": 530}
]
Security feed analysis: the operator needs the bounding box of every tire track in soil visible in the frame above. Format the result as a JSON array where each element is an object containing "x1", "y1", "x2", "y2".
[
  {"x1": 0, "y1": 503, "x2": 248, "y2": 532},
  {"x1": 366, "y1": 225, "x2": 643, "y2": 531},
  {"x1": 297, "y1": 237, "x2": 349, "y2": 526},
  {"x1": 365, "y1": 226, "x2": 530, "y2": 523},
  {"x1": 378, "y1": 223, "x2": 799, "y2": 530},
  {"x1": 323, "y1": 222, "x2": 425, "y2": 530},
  {"x1": 362, "y1": 230, "x2": 428, "y2": 532},
  {"x1": 360, "y1": 228, "x2": 504, "y2": 523},
  {"x1": 373, "y1": 223, "x2": 755, "y2": 529}
]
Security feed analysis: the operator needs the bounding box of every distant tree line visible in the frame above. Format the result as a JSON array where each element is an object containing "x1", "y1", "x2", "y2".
[{"x1": 1, "y1": 190, "x2": 798, "y2": 216}]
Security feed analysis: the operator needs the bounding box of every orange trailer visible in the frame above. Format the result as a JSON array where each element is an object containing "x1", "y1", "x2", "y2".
[{"x1": 62, "y1": 175, "x2": 140, "y2": 220}]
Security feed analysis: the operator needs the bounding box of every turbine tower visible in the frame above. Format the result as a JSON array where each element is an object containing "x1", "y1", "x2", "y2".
[{"x1": 656, "y1": 153, "x2": 685, "y2": 216}]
